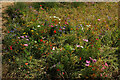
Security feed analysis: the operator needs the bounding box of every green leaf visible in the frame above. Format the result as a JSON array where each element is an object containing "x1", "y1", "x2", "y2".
[{"x1": 24, "y1": 49, "x2": 30, "y2": 56}]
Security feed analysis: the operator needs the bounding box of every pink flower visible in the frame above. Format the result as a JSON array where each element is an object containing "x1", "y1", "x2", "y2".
[
  {"x1": 26, "y1": 39, "x2": 29, "y2": 41},
  {"x1": 20, "y1": 36, "x2": 24, "y2": 38},
  {"x1": 86, "y1": 60, "x2": 90, "y2": 64},
  {"x1": 98, "y1": 19, "x2": 100, "y2": 21},
  {"x1": 101, "y1": 66, "x2": 105, "y2": 71},
  {"x1": 25, "y1": 35, "x2": 28, "y2": 38},
  {"x1": 85, "y1": 64, "x2": 89, "y2": 66},
  {"x1": 65, "y1": 21, "x2": 68, "y2": 24},
  {"x1": 93, "y1": 59, "x2": 97, "y2": 63},
  {"x1": 105, "y1": 62, "x2": 108, "y2": 67},
  {"x1": 24, "y1": 44, "x2": 28, "y2": 46},
  {"x1": 89, "y1": 57, "x2": 97, "y2": 63},
  {"x1": 105, "y1": 75, "x2": 107, "y2": 77},
  {"x1": 96, "y1": 38, "x2": 99, "y2": 40},
  {"x1": 83, "y1": 39, "x2": 88, "y2": 42},
  {"x1": 51, "y1": 25, "x2": 53, "y2": 27},
  {"x1": 76, "y1": 45, "x2": 80, "y2": 47},
  {"x1": 62, "y1": 28, "x2": 65, "y2": 29},
  {"x1": 89, "y1": 57, "x2": 94, "y2": 60},
  {"x1": 100, "y1": 73, "x2": 102, "y2": 77}
]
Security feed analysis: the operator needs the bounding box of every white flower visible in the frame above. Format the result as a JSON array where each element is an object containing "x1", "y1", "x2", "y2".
[
  {"x1": 34, "y1": 41, "x2": 37, "y2": 43},
  {"x1": 80, "y1": 46, "x2": 84, "y2": 48},
  {"x1": 52, "y1": 47, "x2": 55, "y2": 50},
  {"x1": 53, "y1": 16, "x2": 56, "y2": 18},
  {"x1": 37, "y1": 25, "x2": 41, "y2": 27},
  {"x1": 82, "y1": 27, "x2": 84, "y2": 30},
  {"x1": 86, "y1": 25, "x2": 91, "y2": 27}
]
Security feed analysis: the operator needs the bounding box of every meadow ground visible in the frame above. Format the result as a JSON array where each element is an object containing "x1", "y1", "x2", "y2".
[{"x1": 1, "y1": 2, "x2": 120, "y2": 79}]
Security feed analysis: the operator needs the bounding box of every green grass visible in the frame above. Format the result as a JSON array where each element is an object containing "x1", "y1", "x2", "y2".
[{"x1": 2, "y1": 2, "x2": 119, "y2": 79}]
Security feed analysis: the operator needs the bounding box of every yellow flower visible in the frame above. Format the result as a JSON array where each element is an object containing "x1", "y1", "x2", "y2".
[
  {"x1": 31, "y1": 30, "x2": 34, "y2": 32},
  {"x1": 36, "y1": 33, "x2": 38, "y2": 35},
  {"x1": 23, "y1": 32, "x2": 26, "y2": 34}
]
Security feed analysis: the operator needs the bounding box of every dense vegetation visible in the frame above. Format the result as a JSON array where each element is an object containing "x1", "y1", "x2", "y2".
[{"x1": 2, "y1": 2, "x2": 120, "y2": 79}]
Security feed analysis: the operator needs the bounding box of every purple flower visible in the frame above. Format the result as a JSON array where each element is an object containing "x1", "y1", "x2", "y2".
[
  {"x1": 18, "y1": 37, "x2": 20, "y2": 39},
  {"x1": 20, "y1": 36, "x2": 24, "y2": 38},
  {"x1": 93, "y1": 59, "x2": 97, "y2": 63},
  {"x1": 86, "y1": 60, "x2": 90, "y2": 64},
  {"x1": 24, "y1": 44, "x2": 28, "y2": 46},
  {"x1": 85, "y1": 64, "x2": 89, "y2": 66},
  {"x1": 83, "y1": 39, "x2": 88, "y2": 42}
]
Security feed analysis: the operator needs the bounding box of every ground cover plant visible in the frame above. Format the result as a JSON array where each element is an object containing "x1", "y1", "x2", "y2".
[{"x1": 2, "y1": 2, "x2": 120, "y2": 79}]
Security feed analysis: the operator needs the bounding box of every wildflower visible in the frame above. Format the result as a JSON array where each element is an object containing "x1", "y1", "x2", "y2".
[
  {"x1": 86, "y1": 25, "x2": 91, "y2": 27},
  {"x1": 85, "y1": 64, "x2": 89, "y2": 66},
  {"x1": 23, "y1": 32, "x2": 26, "y2": 34},
  {"x1": 65, "y1": 21, "x2": 68, "y2": 25},
  {"x1": 98, "y1": 19, "x2": 100, "y2": 21},
  {"x1": 105, "y1": 75, "x2": 107, "y2": 77},
  {"x1": 83, "y1": 39, "x2": 88, "y2": 42},
  {"x1": 105, "y1": 62, "x2": 108, "y2": 67},
  {"x1": 62, "y1": 28, "x2": 65, "y2": 29},
  {"x1": 37, "y1": 25, "x2": 41, "y2": 27},
  {"x1": 20, "y1": 36, "x2": 24, "y2": 38},
  {"x1": 101, "y1": 66, "x2": 105, "y2": 71},
  {"x1": 80, "y1": 57, "x2": 81, "y2": 60},
  {"x1": 40, "y1": 39, "x2": 43, "y2": 42},
  {"x1": 53, "y1": 16, "x2": 56, "y2": 18},
  {"x1": 26, "y1": 39, "x2": 29, "y2": 41},
  {"x1": 9, "y1": 46, "x2": 12, "y2": 50},
  {"x1": 52, "y1": 47, "x2": 55, "y2": 50},
  {"x1": 40, "y1": 5, "x2": 42, "y2": 6},
  {"x1": 100, "y1": 73, "x2": 102, "y2": 77},
  {"x1": 25, "y1": 35, "x2": 28, "y2": 38},
  {"x1": 51, "y1": 25, "x2": 53, "y2": 27},
  {"x1": 96, "y1": 38, "x2": 99, "y2": 40},
  {"x1": 31, "y1": 30, "x2": 34, "y2": 32},
  {"x1": 86, "y1": 60, "x2": 90, "y2": 64},
  {"x1": 76, "y1": 45, "x2": 80, "y2": 47},
  {"x1": 80, "y1": 46, "x2": 84, "y2": 48},
  {"x1": 57, "y1": 69, "x2": 60, "y2": 71},
  {"x1": 63, "y1": 72, "x2": 65, "y2": 75},
  {"x1": 25, "y1": 63, "x2": 28, "y2": 65},
  {"x1": 54, "y1": 30, "x2": 56, "y2": 33},
  {"x1": 89, "y1": 57, "x2": 97, "y2": 63},
  {"x1": 34, "y1": 41, "x2": 37, "y2": 43},
  {"x1": 92, "y1": 68, "x2": 95, "y2": 71},
  {"x1": 8, "y1": 31, "x2": 10, "y2": 33},
  {"x1": 93, "y1": 59, "x2": 97, "y2": 63},
  {"x1": 24, "y1": 44, "x2": 28, "y2": 46}
]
